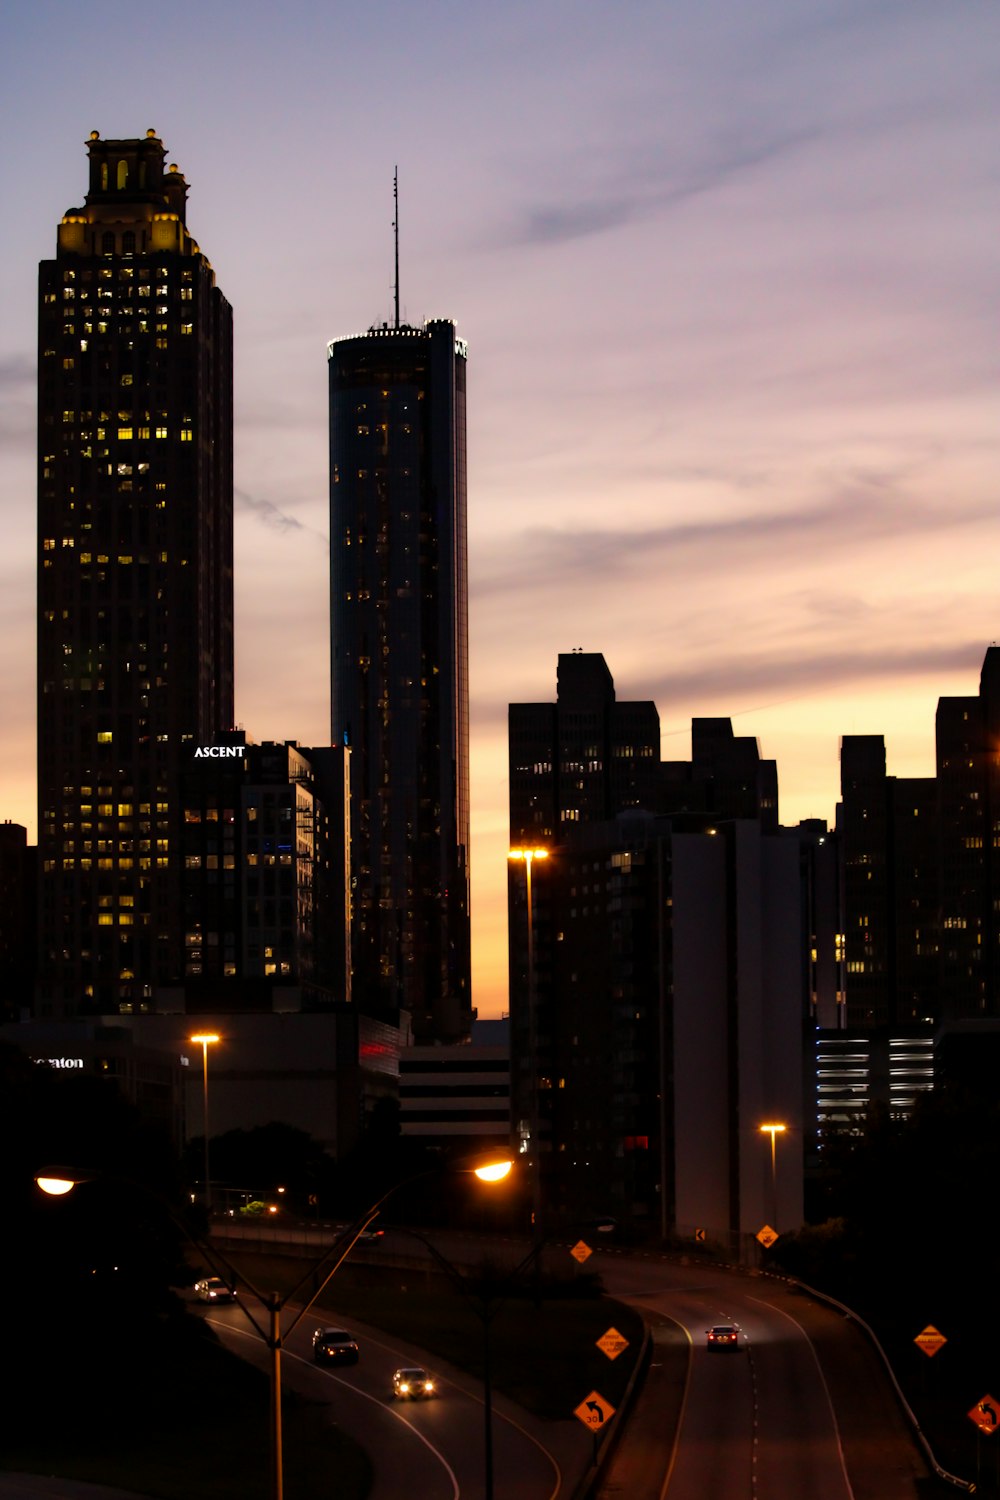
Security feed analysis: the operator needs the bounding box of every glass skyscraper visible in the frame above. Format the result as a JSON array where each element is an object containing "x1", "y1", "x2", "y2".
[
  {"x1": 37, "y1": 131, "x2": 233, "y2": 1016},
  {"x1": 328, "y1": 319, "x2": 471, "y2": 1042}
]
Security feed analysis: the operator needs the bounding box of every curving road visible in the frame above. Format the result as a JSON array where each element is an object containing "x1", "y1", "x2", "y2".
[
  {"x1": 595, "y1": 1255, "x2": 927, "y2": 1500},
  {"x1": 205, "y1": 1225, "x2": 933, "y2": 1500},
  {"x1": 626, "y1": 1281, "x2": 853, "y2": 1500},
  {"x1": 202, "y1": 1297, "x2": 568, "y2": 1500}
]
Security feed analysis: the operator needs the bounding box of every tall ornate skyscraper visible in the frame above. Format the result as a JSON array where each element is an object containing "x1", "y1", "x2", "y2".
[
  {"x1": 329, "y1": 319, "x2": 471, "y2": 1042},
  {"x1": 37, "y1": 131, "x2": 233, "y2": 1017}
]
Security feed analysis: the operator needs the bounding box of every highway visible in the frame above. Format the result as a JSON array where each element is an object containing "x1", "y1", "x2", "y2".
[
  {"x1": 596, "y1": 1254, "x2": 928, "y2": 1500},
  {"x1": 206, "y1": 1225, "x2": 934, "y2": 1500},
  {"x1": 202, "y1": 1296, "x2": 572, "y2": 1500}
]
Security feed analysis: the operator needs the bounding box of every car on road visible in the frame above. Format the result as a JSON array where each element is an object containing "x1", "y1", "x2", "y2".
[
  {"x1": 332, "y1": 1223, "x2": 385, "y2": 1243},
  {"x1": 312, "y1": 1327, "x2": 360, "y2": 1365},
  {"x1": 195, "y1": 1276, "x2": 236, "y2": 1303},
  {"x1": 392, "y1": 1366, "x2": 437, "y2": 1399},
  {"x1": 706, "y1": 1324, "x2": 740, "y2": 1351}
]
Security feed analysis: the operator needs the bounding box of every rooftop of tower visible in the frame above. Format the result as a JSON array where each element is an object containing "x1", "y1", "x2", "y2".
[{"x1": 327, "y1": 319, "x2": 467, "y2": 358}]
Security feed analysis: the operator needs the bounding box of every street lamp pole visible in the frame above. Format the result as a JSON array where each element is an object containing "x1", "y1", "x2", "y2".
[
  {"x1": 190, "y1": 1033, "x2": 219, "y2": 1213},
  {"x1": 759, "y1": 1122, "x2": 786, "y2": 1228},
  {"x1": 37, "y1": 1153, "x2": 513, "y2": 1500},
  {"x1": 508, "y1": 848, "x2": 548, "y2": 1251},
  {"x1": 389, "y1": 1222, "x2": 538, "y2": 1500}
]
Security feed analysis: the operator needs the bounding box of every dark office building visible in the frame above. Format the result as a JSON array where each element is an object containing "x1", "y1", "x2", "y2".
[
  {"x1": 508, "y1": 808, "x2": 806, "y2": 1241},
  {"x1": 509, "y1": 650, "x2": 660, "y2": 844},
  {"x1": 508, "y1": 656, "x2": 807, "y2": 1241},
  {"x1": 399, "y1": 1018, "x2": 511, "y2": 1153},
  {"x1": 509, "y1": 652, "x2": 778, "y2": 844},
  {"x1": 36, "y1": 131, "x2": 233, "y2": 1018},
  {"x1": 329, "y1": 320, "x2": 470, "y2": 1043},
  {"x1": 837, "y1": 735, "x2": 939, "y2": 1029},
  {"x1": 936, "y1": 646, "x2": 1000, "y2": 1020},
  {"x1": 663, "y1": 719, "x2": 779, "y2": 829},
  {"x1": 176, "y1": 734, "x2": 350, "y2": 1012},
  {"x1": 0, "y1": 822, "x2": 36, "y2": 1022}
]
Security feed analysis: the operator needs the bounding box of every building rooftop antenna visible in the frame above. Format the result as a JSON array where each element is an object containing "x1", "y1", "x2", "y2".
[{"x1": 393, "y1": 166, "x2": 400, "y2": 330}]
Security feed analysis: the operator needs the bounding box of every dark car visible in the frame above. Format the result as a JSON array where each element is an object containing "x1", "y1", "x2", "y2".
[
  {"x1": 706, "y1": 1324, "x2": 740, "y2": 1351},
  {"x1": 392, "y1": 1366, "x2": 437, "y2": 1399},
  {"x1": 312, "y1": 1327, "x2": 360, "y2": 1365},
  {"x1": 195, "y1": 1276, "x2": 236, "y2": 1304}
]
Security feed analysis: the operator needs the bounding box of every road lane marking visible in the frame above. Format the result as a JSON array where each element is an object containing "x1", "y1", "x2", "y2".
[
  {"x1": 209, "y1": 1317, "x2": 460, "y2": 1500},
  {"x1": 333, "y1": 1322, "x2": 564, "y2": 1500},
  {"x1": 746, "y1": 1296, "x2": 856, "y2": 1500},
  {"x1": 657, "y1": 1316, "x2": 693, "y2": 1500}
]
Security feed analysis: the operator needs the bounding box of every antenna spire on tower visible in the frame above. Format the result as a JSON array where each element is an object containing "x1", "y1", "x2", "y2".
[{"x1": 393, "y1": 166, "x2": 400, "y2": 330}]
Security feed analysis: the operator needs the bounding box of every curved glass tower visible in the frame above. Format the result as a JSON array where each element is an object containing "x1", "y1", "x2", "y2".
[{"x1": 328, "y1": 319, "x2": 470, "y2": 1042}]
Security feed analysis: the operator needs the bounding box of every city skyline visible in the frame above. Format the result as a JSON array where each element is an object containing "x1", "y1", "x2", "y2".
[{"x1": 3, "y1": 1, "x2": 1000, "y2": 1016}]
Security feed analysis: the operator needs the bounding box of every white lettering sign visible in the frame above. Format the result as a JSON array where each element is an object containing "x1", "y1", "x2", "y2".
[
  {"x1": 34, "y1": 1057, "x2": 85, "y2": 1069},
  {"x1": 194, "y1": 746, "x2": 244, "y2": 759}
]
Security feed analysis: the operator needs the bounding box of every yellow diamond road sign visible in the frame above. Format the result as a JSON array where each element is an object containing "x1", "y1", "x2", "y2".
[
  {"x1": 969, "y1": 1395, "x2": 1000, "y2": 1435},
  {"x1": 756, "y1": 1224, "x2": 779, "y2": 1249},
  {"x1": 574, "y1": 1390, "x2": 615, "y2": 1429},
  {"x1": 596, "y1": 1327, "x2": 629, "y2": 1361},
  {"x1": 915, "y1": 1325, "x2": 947, "y2": 1358},
  {"x1": 570, "y1": 1240, "x2": 592, "y2": 1263}
]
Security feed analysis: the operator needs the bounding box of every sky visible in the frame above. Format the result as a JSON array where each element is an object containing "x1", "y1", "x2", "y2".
[{"x1": 2, "y1": 0, "x2": 999, "y2": 1017}]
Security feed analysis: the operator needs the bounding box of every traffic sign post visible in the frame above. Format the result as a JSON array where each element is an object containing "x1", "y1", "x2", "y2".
[
  {"x1": 570, "y1": 1239, "x2": 592, "y2": 1264},
  {"x1": 914, "y1": 1325, "x2": 947, "y2": 1358},
  {"x1": 574, "y1": 1390, "x2": 615, "y2": 1431},
  {"x1": 969, "y1": 1395, "x2": 1000, "y2": 1435},
  {"x1": 756, "y1": 1224, "x2": 778, "y2": 1249},
  {"x1": 969, "y1": 1394, "x2": 1000, "y2": 1492},
  {"x1": 596, "y1": 1327, "x2": 629, "y2": 1361}
]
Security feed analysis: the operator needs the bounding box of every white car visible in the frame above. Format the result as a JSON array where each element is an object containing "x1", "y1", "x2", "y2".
[{"x1": 392, "y1": 1367, "x2": 437, "y2": 1399}]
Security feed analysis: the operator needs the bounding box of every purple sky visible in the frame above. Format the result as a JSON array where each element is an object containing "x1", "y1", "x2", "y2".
[{"x1": 3, "y1": 0, "x2": 1000, "y2": 1015}]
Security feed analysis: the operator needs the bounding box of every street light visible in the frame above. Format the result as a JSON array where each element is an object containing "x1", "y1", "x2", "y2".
[
  {"x1": 759, "y1": 1122, "x2": 787, "y2": 1228},
  {"x1": 190, "y1": 1033, "x2": 220, "y2": 1212},
  {"x1": 508, "y1": 847, "x2": 548, "y2": 1250},
  {"x1": 389, "y1": 1221, "x2": 533, "y2": 1500},
  {"x1": 38, "y1": 1149, "x2": 513, "y2": 1500}
]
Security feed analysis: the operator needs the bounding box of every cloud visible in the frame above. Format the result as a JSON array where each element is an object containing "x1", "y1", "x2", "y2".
[
  {"x1": 506, "y1": 125, "x2": 821, "y2": 248},
  {"x1": 472, "y1": 487, "x2": 995, "y2": 601},
  {"x1": 0, "y1": 353, "x2": 35, "y2": 390},
  {"x1": 235, "y1": 486, "x2": 326, "y2": 540},
  {"x1": 0, "y1": 352, "x2": 36, "y2": 446},
  {"x1": 470, "y1": 637, "x2": 986, "y2": 738},
  {"x1": 647, "y1": 640, "x2": 986, "y2": 716},
  {"x1": 520, "y1": 199, "x2": 637, "y2": 247}
]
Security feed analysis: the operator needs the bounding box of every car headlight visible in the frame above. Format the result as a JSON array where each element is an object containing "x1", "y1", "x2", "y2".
[{"x1": 399, "y1": 1383, "x2": 409, "y2": 1393}]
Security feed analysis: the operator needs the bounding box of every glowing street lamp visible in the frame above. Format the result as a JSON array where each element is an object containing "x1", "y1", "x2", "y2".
[
  {"x1": 37, "y1": 1149, "x2": 513, "y2": 1500},
  {"x1": 190, "y1": 1033, "x2": 220, "y2": 1212},
  {"x1": 759, "y1": 1122, "x2": 787, "y2": 1227},
  {"x1": 474, "y1": 1160, "x2": 513, "y2": 1184},
  {"x1": 35, "y1": 1174, "x2": 75, "y2": 1196}
]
